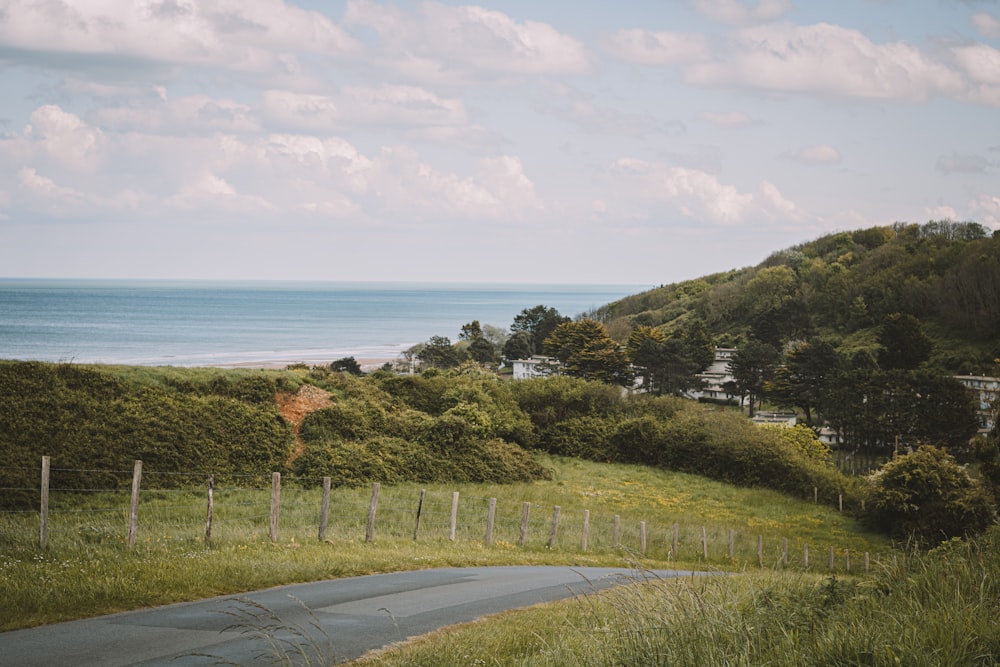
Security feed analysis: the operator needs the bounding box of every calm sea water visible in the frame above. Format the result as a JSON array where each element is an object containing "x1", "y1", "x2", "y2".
[{"x1": 0, "y1": 279, "x2": 646, "y2": 367}]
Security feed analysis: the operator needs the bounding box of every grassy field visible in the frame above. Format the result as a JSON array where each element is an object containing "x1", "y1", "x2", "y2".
[
  {"x1": 349, "y1": 531, "x2": 1000, "y2": 666},
  {"x1": 0, "y1": 456, "x2": 889, "y2": 632}
]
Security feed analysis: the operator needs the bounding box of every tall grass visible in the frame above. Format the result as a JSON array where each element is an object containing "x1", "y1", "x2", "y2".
[
  {"x1": 0, "y1": 456, "x2": 889, "y2": 632},
  {"x1": 352, "y1": 527, "x2": 1000, "y2": 667}
]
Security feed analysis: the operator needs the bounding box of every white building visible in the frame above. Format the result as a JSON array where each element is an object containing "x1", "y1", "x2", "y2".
[
  {"x1": 954, "y1": 375, "x2": 999, "y2": 436},
  {"x1": 691, "y1": 347, "x2": 739, "y2": 403},
  {"x1": 511, "y1": 355, "x2": 560, "y2": 380}
]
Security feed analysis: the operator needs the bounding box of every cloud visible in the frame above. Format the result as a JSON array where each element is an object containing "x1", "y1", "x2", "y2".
[
  {"x1": 343, "y1": 0, "x2": 589, "y2": 82},
  {"x1": 972, "y1": 12, "x2": 1000, "y2": 39},
  {"x1": 93, "y1": 94, "x2": 260, "y2": 135},
  {"x1": 785, "y1": 144, "x2": 842, "y2": 166},
  {"x1": 689, "y1": 0, "x2": 793, "y2": 25},
  {"x1": 971, "y1": 193, "x2": 1000, "y2": 226},
  {"x1": 697, "y1": 110, "x2": 754, "y2": 128},
  {"x1": 602, "y1": 29, "x2": 712, "y2": 65},
  {"x1": 0, "y1": 0, "x2": 359, "y2": 77},
  {"x1": 685, "y1": 23, "x2": 962, "y2": 102},
  {"x1": 535, "y1": 82, "x2": 684, "y2": 137},
  {"x1": 936, "y1": 152, "x2": 991, "y2": 174}
]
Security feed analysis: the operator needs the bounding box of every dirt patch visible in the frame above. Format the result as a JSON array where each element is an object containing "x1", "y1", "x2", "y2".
[{"x1": 277, "y1": 384, "x2": 333, "y2": 462}]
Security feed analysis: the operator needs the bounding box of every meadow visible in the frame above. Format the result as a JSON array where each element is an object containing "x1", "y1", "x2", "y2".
[{"x1": 0, "y1": 456, "x2": 888, "y2": 633}]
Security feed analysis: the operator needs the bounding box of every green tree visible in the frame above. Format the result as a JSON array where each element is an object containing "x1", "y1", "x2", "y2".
[
  {"x1": 459, "y1": 320, "x2": 484, "y2": 341},
  {"x1": 467, "y1": 336, "x2": 497, "y2": 364},
  {"x1": 767, "y1": 339, "x2": 842, "y2": 426},
  {"x1": 544, "y1": 319, "x2": 632, "y2": 386},
  {"x1": 865, "y1": 446, "x2": 997, "y2": 545},
  {"x1": 511, "y1": 305, "x2": 570, "y2": 355},
  {"x1": 727, "y1": 340, "x2": 780, "y2": 417},
  {"x1": 417, "y1": 335, "x2": 464, "y2": 369},
  {"x1": 878, "y1": 312, "x2": 932, "y2": 370},
  {"x1": 502, "y1": 330, "x2": 533, "y2": 360},
  {"x1": 330, "y1": 356, "x2": 363, "y2": 375}
]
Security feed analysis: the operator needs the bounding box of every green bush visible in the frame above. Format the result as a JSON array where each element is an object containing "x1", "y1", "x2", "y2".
[{"x1": 864, "y1": 445, "x2": 997, "y2": 545}]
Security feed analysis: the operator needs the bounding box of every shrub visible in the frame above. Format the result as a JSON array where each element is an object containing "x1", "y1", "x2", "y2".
[{"x1": 864, "y1": 445, "x2": 998, "y2": 545}]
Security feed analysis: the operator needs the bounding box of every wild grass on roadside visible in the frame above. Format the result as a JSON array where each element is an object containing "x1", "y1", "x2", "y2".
[{"x1": 351, "y1": 527, "x2": 1000, "y2": 667}]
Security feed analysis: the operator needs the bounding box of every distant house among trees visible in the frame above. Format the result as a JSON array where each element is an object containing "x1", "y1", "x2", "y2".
[{"x1": 954, "y1": 375, "x2": 1000, "y2": 436}]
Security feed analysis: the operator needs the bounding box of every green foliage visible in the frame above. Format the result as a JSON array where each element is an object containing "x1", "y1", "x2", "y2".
[
  {"x1": 0, "y1": 362, "x2": 294, "y2": 509},
  {"x1": 544, "y1": 319, "x2": 632, "y2": 386},
  {"x1": 864, "y1": 446, "x2": 997, "y2": 545}
]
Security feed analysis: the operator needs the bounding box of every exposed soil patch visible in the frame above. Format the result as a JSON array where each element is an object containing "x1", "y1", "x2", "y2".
[{"x1": 276, "y1": 384, "x2": 333, "y2": 462}]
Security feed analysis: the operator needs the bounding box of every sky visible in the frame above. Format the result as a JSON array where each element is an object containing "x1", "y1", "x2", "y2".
[{"x1": 1, "y1": 0, "x2": 999, "y2": 286}]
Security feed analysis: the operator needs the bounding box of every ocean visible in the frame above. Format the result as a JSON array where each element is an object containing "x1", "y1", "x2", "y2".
[{"x1": 0, "y1": 279, "x2": 647, "y2": 368}]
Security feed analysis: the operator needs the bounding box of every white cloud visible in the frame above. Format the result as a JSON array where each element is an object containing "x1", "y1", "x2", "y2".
[
  {"x1": 24, "y1": 106, "x2": 106, "y2": 170},
  {"x1": 608, "y1": 159, "x2": 754, "y2": 225},
  {"x1": 972, "y1": 12, "x2": 1000, "y2": 39},
  {"x1": 697, "y1": 110, "x2": 753, "y2": 128},
  {"x1": 757, "y1": 180, "x2": 800, "y2": 219},
  {"x1": 785, "y1": 144, "x2": 842, "y2": 166},
  {"x1": 685, "y1": 23, "x2": 962, "y2": 102},
  {"x1": 971, "y1": 193, "x2": 1000, "y2": 226},
  {"x1": 343, "y1": 0, "x2": 589, "y2": 82},
  {"x1": 602, "y1": 29, "x2": 711, "y2": 65},
  {"x1": 926, "y1": 205, "x2": 959, "y2": 221},
  {"x1": 690, "y1": 0, "x2": 793, "y2": 25},
  {"x1": 951, "y1": 44, "x2": 1000, "y2": 85},
  {"x1": 93, "y1": 95, "x2": 260, "y2": 135},
  {"x1": 0, "y1": 0, "x2": 358, "y2": 75}
]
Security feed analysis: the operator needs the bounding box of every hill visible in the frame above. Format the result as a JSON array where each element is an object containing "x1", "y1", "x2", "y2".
[{"x1": 593, "y1": 221, "x2": 999, "y2": 375}]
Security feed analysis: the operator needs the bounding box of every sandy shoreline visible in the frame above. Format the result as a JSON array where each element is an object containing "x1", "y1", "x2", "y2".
[{"x1": 213, "y1": 357, "x2": 397, "y2": 371}]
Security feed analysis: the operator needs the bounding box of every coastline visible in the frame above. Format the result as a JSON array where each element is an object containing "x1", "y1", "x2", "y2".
[{"x1": 213, "y1": 357, "x2": 398, "y2": 372}]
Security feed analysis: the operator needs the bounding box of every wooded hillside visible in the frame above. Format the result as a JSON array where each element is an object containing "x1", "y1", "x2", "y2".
[{"x1": 595, "y1": 221, "x2": 999, "y2": 375}]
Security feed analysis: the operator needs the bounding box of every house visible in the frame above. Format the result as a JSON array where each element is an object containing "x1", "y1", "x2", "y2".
[
  {"x1": 511, "y1": 355, "x2": 560, "y2": 380},
  {"x1": 691, "y1": 347, "x2": 739, "y2": 403},
  {"x1": 954, "y1": 375, "x2": 999, "y2": 436}
]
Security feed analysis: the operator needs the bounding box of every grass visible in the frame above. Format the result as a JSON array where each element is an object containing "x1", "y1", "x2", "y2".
[
  {"x1": 349, "y1": 531, "x2": 1000, "y2": 666},
  {"x1": 0, "y1": 456, "x2": 890, "y2": 632}
]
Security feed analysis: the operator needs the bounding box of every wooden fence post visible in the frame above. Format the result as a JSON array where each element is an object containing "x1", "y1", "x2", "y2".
[
  {"x1": 449, "y1": 491, "x2": 459, "y2": 541},
  {"x1": 205, "y1": 475, "x2": 214, "y2": 544},
  {"x1": 728, "y1": 529, "x2": 735, "y2": 560},
  {"x1": 269, "y1": 472, "x2": 281, "y2": 542},
  {"x1": 845, "y1": 549, "x2": 851, "y2": 572},
  {"x1": 519, "y1": 502, "x2": 530, "y2": 546},
  {"x1": 548, "y1": 506, "x2": 560, "y2": 548},
  {"x1": 804, "y1": 542, "x2": 809, "y2": 569},
  {"x1": 701, "y1": 526, "x2": 708, "y2": 560},
  {"x1": 613, "y1": 514, "x2": 620, "y2": 548},
  {"x1": 581, "y1": 509, "x2": 590, "y2": 552},
  {"x1": 366, "y1": 482, "x2": 380, "y2": 543},
  {"x1": 814, "y1": 487, "x2": 818, "y2": 503},
  {"x1": 318, "y1": 477, "x2": 331, "y2": 541},
  {"x1": 782, "y1": 538, "x2": 788, "y2": 567},
  {"x1": 757, "y1": 535, "x2": 763, "y2": 567},
  {"x1": 640, "y1": 521, "x2": 647, "y2": 555},
  {"x1": 127, "y1": 460, "x2": 143, "y2": 549},
  {"x1": 485, "y1": 497, "x2": 496, "y2": 546},
  {"x1": 839, "y1": 494, "x2": 843, "y2": 512},
  {"x1": 671, "y1": 523, "x2": 679, "y2": 558},
  {"x1": 865, "y1": 552, "x2": 870, "y2": 572},
  {"x1": 414, "y1": 489, "x2": 426, "y2": 541},
  {"x1": 828, "y1": 546, "x2": 835, "y2": 570},
  {"x1": 39, "y1": 456, "x2": 50, "y2": 550}
]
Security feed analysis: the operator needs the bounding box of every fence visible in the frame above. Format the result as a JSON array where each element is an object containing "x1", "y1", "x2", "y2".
[{"x1": 1, "y1": 457, "x2": 879, "y2": 573}]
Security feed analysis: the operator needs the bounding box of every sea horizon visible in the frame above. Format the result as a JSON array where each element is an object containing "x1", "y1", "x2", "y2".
[{"x1": 0, "y1": 278, "x2": 650, "y2": 369}]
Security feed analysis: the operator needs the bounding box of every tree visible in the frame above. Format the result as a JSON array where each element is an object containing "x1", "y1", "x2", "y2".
[
  {"x1": 468, "y1": 336, "x2": 497, "y2": 364},
  {"x1": 627, "y1": 325, "x2": 666, "y2": 391},
  {"x1": 459, "y1": 320, "x2": 484, "y2": 341},
  {"x1": 865, "y1": 446, "x2": 996, "y2": 545},
  {"x1": 417, "y1": 335, "x2": 464, "y2": 369},
  {"x1": 544, "y1": 319, "x2": 632, "y2": 386},
  {"x1": 727, "y1": 340, "x2": 780, "y2": 417},
  {"x1": 511, "y1": 305, "x2": 570, "y2": 355},
  {"x1": 502, "y1": 331, "x2": 533, "y2": 361},
  {"x1": 878, "y1": 312, "x2": 932, "y2": 370},
  {"x1": 766, "y1": 339, "x2": 842, "y2": 426},
  {"x1": 330, "y1": 356, "x2": 363, "y2": 375}
]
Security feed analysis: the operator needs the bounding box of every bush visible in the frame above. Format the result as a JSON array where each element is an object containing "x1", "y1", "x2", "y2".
[{"x1": 864, "y1": 445, "x2": 998, "y2": 545}]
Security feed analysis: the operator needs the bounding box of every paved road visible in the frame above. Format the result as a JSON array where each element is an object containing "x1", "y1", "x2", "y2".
[{"x1": 0, "y1": 566, "x2": 699, "y2": 666}]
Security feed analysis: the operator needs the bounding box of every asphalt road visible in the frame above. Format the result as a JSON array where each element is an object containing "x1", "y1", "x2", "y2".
[{"x1": 0, "y1": 566, "x2": 699, "y2": 666}]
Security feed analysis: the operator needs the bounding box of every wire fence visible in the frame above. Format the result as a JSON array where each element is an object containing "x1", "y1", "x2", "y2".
[{"x1": 0, "y1": 457, "x2": 879, "y2": 573}]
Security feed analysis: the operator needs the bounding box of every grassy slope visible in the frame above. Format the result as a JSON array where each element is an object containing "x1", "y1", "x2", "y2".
[{"x1": 0, "y1": 456, "x2": 888, "y2": 632}]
